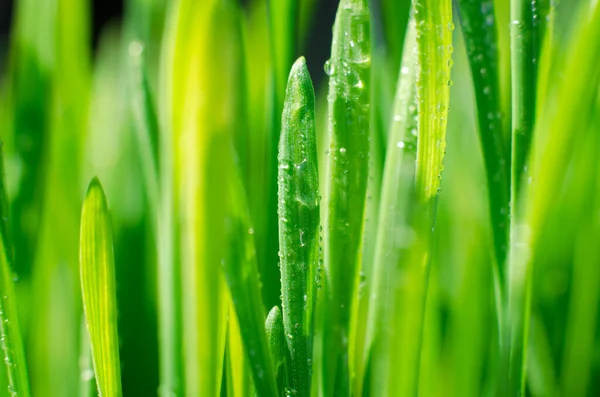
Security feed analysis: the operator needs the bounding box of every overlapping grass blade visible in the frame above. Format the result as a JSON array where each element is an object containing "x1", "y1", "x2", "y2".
[
  {"x1": 161, "y1": 0, "x2": 253, "y2": 394},
  {"x1": 225, "y1": 303, "x2": 251, "y2": 397},
  {"x1": 79, "y1": 178, "x2": 123, "y2": 397},
  {"x1": 277, "y1": 56, "x2": 319, "y2": 397},
  {"x1": 321, "y1": 0, "x2": 371, "y2": 394},
  {"x1": 364, "y1": 21, "x2": 419, "y2": 396},
  {"x1": 129, "y1": 41, "x2": 160, "y2": 218},
  {"x1": 265, "y1": 305, "x2": 285, "y2": 389},
  {"x1": 208, "y1": 137, "x2": 278, "y2": 397},
  {"x1": 509, "y1": 3, "x2": 600, "y2": 395},
  {"x1": 0, "y1": 148, "x2": 31, "y2": 397},
  {"x1": 456, "y1": 0, "x2": 510, "y2": 285}
]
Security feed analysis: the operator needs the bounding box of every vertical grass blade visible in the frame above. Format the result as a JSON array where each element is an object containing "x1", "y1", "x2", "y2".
[
  {"x1": 265, "y1": 306, "x2": 285, "y2": 386},
  {"x1": 208, "y1": 138, "x2": 278, "y2": 397},
  {"x1": 456, "y1": 0, "x2": 510, "y2": 282},
  {"x1": 160, "y1": 0, "x2": 247, "y2": 394},
  {"x1": 364, "y1": 21, "x2": 420, "y2": 397},
  {"x1": 129, "y1": 41, "x2": 160, "y2": 218},
  {"x1": 277, "y1": 57, "x2": 319, "y2": 397},
  {"x1": 268, "y1": 0, "x2": 299, "y2": 100},
  {"x1": 79, "y1": 178, "x2": 123, "y2": 397},
  {"x1": 322, "y1": 0, "x2": 371, "y2": 394},
  {"x1": 414, "y1": 0, "x2": 453, "y2": 204},
  {"x1": 0, "y1": 148, "x2": 31, "y2": 397},
  {"x1": 510, "y1": 3, "x2": 600, "y2": 395}
]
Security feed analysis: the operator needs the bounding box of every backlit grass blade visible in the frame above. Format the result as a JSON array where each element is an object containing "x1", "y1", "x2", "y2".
[
  {"x1": 510, "y1": 3, "x2": 600, "y2": 395},
  {"x1": 414, "y1": 0, "x2": 453, "y2": 204},
  {"x1": 208, "y1": 138, "x2": 278, "y2": 397},
  {"x1": 380, "y1": 0, "x2": 411, "y2": 73},
  {"x1": 268, "y1": 0, "x2": 298, "y2": 100},
  {"x1": 160, "y1": 0, "x2": 246, "y2": 394},
  {"x1": 79, "y1": 178, "x2": 123, "y2": 397},
  {"x1": 364, "y1": 21, "x2": 420, "y2": 396},
  {"x1": 129, "y1": 41, "x2": 160, "y2": 218},
  {"x1": 277, "y1": 56, "x2": 319, "y2": 397},
  {"x1": 456, "y1": 0, "x2": 510, "y2": 282},
  {"x1": 225, "y1": 303, "x2": 251, "y2": 397},
  {"x1": 0, "y1": 148, "x2": 31, "y2": 397},
  {"x1": 322, "y1": 0, "x2": 371, "y2": 394}
]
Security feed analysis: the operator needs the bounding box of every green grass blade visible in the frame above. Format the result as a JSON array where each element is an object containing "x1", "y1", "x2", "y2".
[
  {"x1": 225, "y1": 303, "x2": 251, "y2": 397},
  {"x1": 510, "y1": 3, "x2": 600, "y2": 395},
  {"x1": 268, "y1": 0, "x2": 299, "y2": 100},
  {"x1": 79, "y1": 178, "x2": 123, "y2": 397},
  {"x1": 380, "y1": 0, "x2": 411, "y2": 73},
  {"x1": 0, "y1": 148, "x2": 31, "y2": 397},
  {"x1": 456, "y1": 0, "x2": 510, "y2": 281},
  {"x1": 277, "y1": 57, "x2": 319, "y2": 397},
  {"x1": 322, "y1": 0, "x2": 371, "y2": 394},
  {"x1": 265, "y1": 306, "x2": 285, "y2": 384},
  {"x1": 510, "y1": 0, "x2": 539, "y2": 198},
  {"x1": 414, "y1": 0, "x2": 453, "y2": 204},
  {"x1": 129, "y1": 41, "x2": 160, "y2": 218},
  {"x1": 364, "y1": 21, "x2": 420, "y2": 396},
  {"x1": 209, "y1": 139, "x2": 278, "y2": 397}
]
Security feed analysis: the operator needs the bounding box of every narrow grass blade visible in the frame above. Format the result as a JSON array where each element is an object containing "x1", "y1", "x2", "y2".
[
  {"x1": 364, "y1": 21, "x2": 420, "y2": 397},
  {"x1": 160, "y1": 0, "x2": 247, "y2": 394},
  {"x1": 321, "y1": 0, "x2": 371, "y2": 393},
  {"x1": 414, "y1": 0, "x2": 453, "y2": 204},
  {"x1": 265, "y1": 306, "x2": 285, "y2": 385},
  {"x1": 380, "y1": 0, "x2": 411, "y2": 73},
  {"x1": 510, "y1": 3, "x2": 600, "y2": 395},
  {"x1": 129, "y1": 40, "x2": 160, "y2": 219},
  {"x1": 226, "y1": 303, "x2": 251, "y2": 397},
  {"x1": 79, "y1": 178, "x2": 123, "y2": 397},
  {"x1": 456, "y1": 0, "x2": 510, "y2": 280},
  {"x1": 0, "y1": 148, "x2": 31, "y2": 397},
  {"x1": 268, "y1": 0, "x2": 299, "y2": 100},
  {"x1": 208, "y1": 138, "x2": 278, "y2": 397},
  {"x1": 277, "y1": 57, "x2": 320, "y2": 397}
]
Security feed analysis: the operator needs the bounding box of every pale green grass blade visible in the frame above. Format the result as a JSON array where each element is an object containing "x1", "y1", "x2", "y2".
[
  {"x1": 225, "y1": 303, "x2": 251, "y2": 397},
  {"x1": 510, "y1": 3, "x2": 600, "y2": 395},
  {"x1": 0, "y1": 148, "x2": 30, "y2": 397},
  {"x1": 364, "y1": 21, "x2": 420, "y2": 397},
  {"x1": 321, "y1": 0, "x2": 371, "y2": 393},
  {"x1": 277, "y1": 57, "x2": 319, "y2": 397},
  {"x1": 79, "y1": 319, "x2": 95, "y2": 397},
  {"x1": 79, "y1": 178, "x2": 123, "y2": 397},
  {"x1": 161, "y1": 1, "x2": 249, "y2": 394}
]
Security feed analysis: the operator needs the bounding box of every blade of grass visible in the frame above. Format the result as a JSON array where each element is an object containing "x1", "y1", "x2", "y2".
[
  {"x1": 225, "y1": 303, "x2": 251, "y2": 397},
  {"x1": 79, "y1": 178, "x2": 123, "y2": 397},
  {"x1": 510, "y1": 3, "x2": 600, "y2": 395},
  {"x1": 321, "y1": 0, "x2": 371, "y2": 394},
  {"x1": 129, "y1": 41, "x2": 160, "y2": 219},
  {"x1": 277, "y1": 56, "x2": 320, "y2": 397},
  {"x1": 364, "y1": 20, "x2": 420, "y2": 396},
  {"x1": 265, "y1": 305, "x2": 286, "y2": 393},
  {"x1": 208, "y1": 136, "x2": 278, "y2": 397},
  {"x1": 0, "y1": 147, "x2": 31, "y2": 397},
  {"x1": 456, "y1": 0, "x2": 510, "y2": 300}
]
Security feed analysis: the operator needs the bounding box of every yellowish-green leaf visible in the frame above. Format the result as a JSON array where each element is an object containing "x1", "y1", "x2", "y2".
[{"x1": 79, "y1": 178, "x2": 122, "y2": 397}]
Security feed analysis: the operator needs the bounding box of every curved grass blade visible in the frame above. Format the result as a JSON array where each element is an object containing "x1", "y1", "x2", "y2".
[
  {"x1": 277, "y1": 57, "x2": 320, "y2": 397},
  {"x1": 79, "y1": 178, "x2": 122, "y2": 397},
  {"x1": 0, "y1": 147, "x2": 31, "y2": 397},
  {"x1": 510, "y1": 3, "x2": 600, "y2": 395},
  {"x1": 321, "y1": 0, "x2": 371, "y2": 394},
  {"x1": 209, "y1": 137, "x2": 278, "y2": 397}
]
